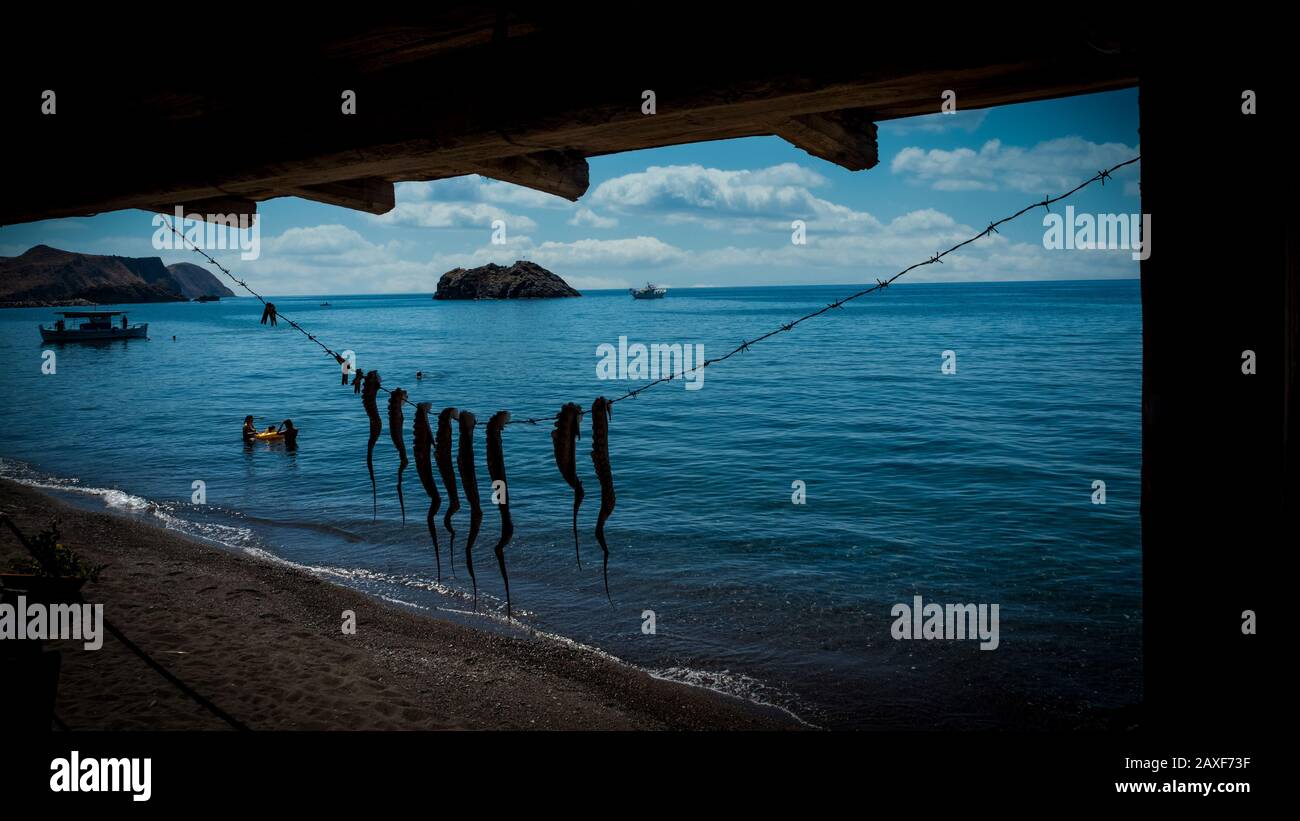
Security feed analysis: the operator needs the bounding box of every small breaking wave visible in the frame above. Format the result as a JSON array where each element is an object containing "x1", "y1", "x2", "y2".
[
  {"x1": 0, "y1": 456, "x2": 814, "y2": 727},
  {"x1": 0, "y1": 457, "x2": 259, "y2": 550},
  {"x1": 648, "y1": 666, "x2": 819, "y2": 728}
]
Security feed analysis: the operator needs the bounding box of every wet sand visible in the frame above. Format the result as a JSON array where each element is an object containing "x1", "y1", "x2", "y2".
[{"x1": 0, "y1": 479, "x2": 798, "y2": 730}]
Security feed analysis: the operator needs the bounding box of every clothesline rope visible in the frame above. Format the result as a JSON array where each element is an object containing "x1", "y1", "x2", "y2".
[{"x1": 162, "y1": 155, "x2": 1140, "y2": 428}]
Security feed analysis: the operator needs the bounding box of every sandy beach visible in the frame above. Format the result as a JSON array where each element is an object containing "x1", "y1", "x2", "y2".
[{"x1": 0, "y1": 479, "x2": 797, "y2": 730}]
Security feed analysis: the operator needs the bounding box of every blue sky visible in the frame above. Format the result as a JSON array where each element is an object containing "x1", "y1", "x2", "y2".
[{"x1": 0, "y1": 88, "x2": 1140, "y2": 294}]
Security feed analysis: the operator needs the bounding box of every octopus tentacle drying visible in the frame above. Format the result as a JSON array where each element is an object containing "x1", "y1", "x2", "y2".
[
  {"x1": 260, "y1": 302, "x2": 277, "y2": 326},
  {"x1": 486, "y1": 411, "x2": 514, "y2": 618},
  {"x1": 590, "y1": 396, "x2": 616, "y2": 603},
  {"x1": 456, "y1": 410, "x2": 483, "y2": 609},
  {"x1": 551, "y1": 402, "x2": 585, "y2": 568},
  {"x1": 436, "y1": 407, "x2": 460, "y2": 576},
  {"x1": 361, "y1": 370, "x2": 382, "y2": 519},
  {"x1": 388, "y1": 389, "x2": 409, "y2": 524},
  {"x1": 413, "y1": 402, "x2": 442, "y2": 580}
]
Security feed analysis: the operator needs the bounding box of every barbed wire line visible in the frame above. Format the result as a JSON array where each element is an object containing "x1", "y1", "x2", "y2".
[
  {"x1": 165, "y1": 155, "x2": 1139, "y2": 430},
  {"x1": 161, "y1": 217, "x2": 422, "y2": 412}
]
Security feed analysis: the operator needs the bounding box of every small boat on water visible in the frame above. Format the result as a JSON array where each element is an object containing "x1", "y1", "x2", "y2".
[
  {"x1": 39, "y1": 311, "x2": 148, "y2": 342},
  {"x1": 629, "y1": 282, "x2": 668, "y2": 299}
]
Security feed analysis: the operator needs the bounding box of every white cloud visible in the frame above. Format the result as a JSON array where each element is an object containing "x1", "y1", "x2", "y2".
[
  {"x1": 533, "y1": 236, "x2": 684, "y2": 267},
  {"x1": 686, "y1": 209, "x2": 1138, "y2": 284},
  {"x1": 372, "y1": 201, "x2": 537, "y2": 232},
  {"x1": 214, "y1": 224, "x2": 434, "y2": 294},
  {"x1": 891, "y1": 137, "x2": 1140, "y2": 194},
  {"x1": 263, "y1": 224, "x2": 373, "y2": 256},
  {"x1": 708, "y1": 239, "x2": 1135, "y2": 283},
  {"x1": 885, "y1": 208, "x2": 959, "y2": 233},
  {"x1": 588, "y1": 162, "x2": 878, "y2": 233},
  {"x1": 396, "y1": 176, "x2": 571, "y2": 209},
  {"x1": 590, "y1": 162, "x2": 826, "y2": 210},
  {"x1": 568, "y1": 207, "x2": 618, "y2": 228},
  {"x1": 371, "y1": 175, "x2": 565, "y2": 231}
]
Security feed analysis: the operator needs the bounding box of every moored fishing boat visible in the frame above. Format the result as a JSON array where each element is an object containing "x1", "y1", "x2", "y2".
[{"x1": 39, "y1": 311, "x2": 148, "y2": 342}]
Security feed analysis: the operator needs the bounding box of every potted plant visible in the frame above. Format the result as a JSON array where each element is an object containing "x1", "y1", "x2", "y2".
[{"x1": 0, "y1": 523, "x2": 106, "y2": 602}]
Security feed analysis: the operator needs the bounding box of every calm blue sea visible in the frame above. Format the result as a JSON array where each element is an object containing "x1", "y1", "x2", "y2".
[{"x1": 0, "y1": 280, "x2": 1142, "y2": 728}]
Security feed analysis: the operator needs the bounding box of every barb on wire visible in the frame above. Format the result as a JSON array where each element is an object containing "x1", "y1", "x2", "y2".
[{"x1": 166, "y1": 157, "x2": 1139, "y2": 430}]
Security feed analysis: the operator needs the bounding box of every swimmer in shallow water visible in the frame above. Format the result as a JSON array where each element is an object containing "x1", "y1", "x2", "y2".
[{"x1": 281, "y1": 419, "x2": 299, "y2": 448}]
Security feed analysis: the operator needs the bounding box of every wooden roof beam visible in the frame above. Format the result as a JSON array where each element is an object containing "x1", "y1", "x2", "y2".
[
  {"x1": 0, "y1": 22, "x2": 1138, "y2": 225},
  {"x1": 276, "y1": 177, "x2": 396, "y2": 214},
  {"x1": 471, "y1": 150, "x2": 590, "y2": 201},
  {"x1": 769, "y1": 108, "x2": 879, "y2": 171},
  {"x1": 142, "y1": 196, "x2": 258, "y2": 225}
]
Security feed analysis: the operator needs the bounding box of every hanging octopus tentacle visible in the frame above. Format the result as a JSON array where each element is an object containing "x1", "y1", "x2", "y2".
[
  {"x1": 436, "y1": 407, "x2": 460, "y2": 577},
  {"x1": 590, "y1": 396, "x2": 615, "y2": 603},
  {"x1": 486, "y1": 411, "x2": 514, "y2": 618},
  {"x1": 551, "y1": 402, "x2": 585, "y2": 568},
  {"x1": 353, "y1": 368, "x2": 363, "y2": 394},
  {"x1": 388, "y1": 389, "x2": 409, "y2": 524},
  {"x1": 260, "y1": 302, "x2": 277, "y2": 326},
  {"x1": 413, "y1": 402, "x2": 442, "y2": 580},
  {"x1": 456, "y1": 410, "x2": 483, "y2": 609},
  {"x1": 361, "y1": 371, "x2": 382, "y2": 520}
]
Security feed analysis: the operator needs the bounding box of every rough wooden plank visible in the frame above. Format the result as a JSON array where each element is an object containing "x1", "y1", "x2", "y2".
[
  {"x1": 143, "y1": 197, "x2": 258, "y2": 224},
  {"x1": 472, "y1": 150, "x2": 589, "y2": 201},
  {"x1": 770, "y1": 108, "x2": 878, "y2": 171},
  {"x1": 278, "y1": 178, "x2": 396, "y2": 214}
]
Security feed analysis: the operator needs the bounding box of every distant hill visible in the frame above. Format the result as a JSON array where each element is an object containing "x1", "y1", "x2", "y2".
[
  {"x1": 166, "y1": 262, "x2": 236, "y2": 299},
  {"x1": 0, "y1": 245, "x2": 234, "y2": 307}
]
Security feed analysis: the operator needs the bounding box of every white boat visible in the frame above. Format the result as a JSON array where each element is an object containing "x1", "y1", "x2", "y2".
[
  {"x1": 629, "y1": 282, "x2": 668, "y2": 299},
  {"x1": 39, "y1": 311, "x2": 148, "y2": 342}
]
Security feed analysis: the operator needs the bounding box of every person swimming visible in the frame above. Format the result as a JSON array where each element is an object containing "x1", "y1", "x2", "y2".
[
  {"x1": 243, "y1": 416, "x2": 299, "y2": 447},
  {"x1": 281, "y1": 419, "x2": 299, "y2": 448}
]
